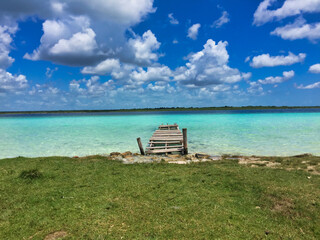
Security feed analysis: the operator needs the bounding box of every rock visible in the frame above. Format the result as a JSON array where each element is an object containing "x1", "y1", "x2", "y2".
[
  {"x1": 185, "y1": 155, "x2": 193, "y2": 160},
  {"x1": 209, "y1": 156, "x2": 222, "y2": 161},
  {"x1": 168, "y1": 161, "x2": 187, "y2": 164},
  {"x1": 110, "y1": 152, "x2": 121, "y2": 157},
  {"x1": 195, "y1": 153, "x2": 211, "y2": 159},
  {"x1": 201, "y1": 158, "x2": 212, "y2": 162},
  {"x1": 121, "y1": 151, "x2": 133, "y2": 157}
]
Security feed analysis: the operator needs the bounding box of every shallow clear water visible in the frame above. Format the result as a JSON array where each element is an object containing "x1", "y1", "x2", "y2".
[{"x1": 1, "y1": 110, "x2": 320, "y2": 158}]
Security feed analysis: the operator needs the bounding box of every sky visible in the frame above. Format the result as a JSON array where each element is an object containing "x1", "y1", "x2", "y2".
[{"x1": 0, "y1": 0, "x2": 320, "y2": 111}]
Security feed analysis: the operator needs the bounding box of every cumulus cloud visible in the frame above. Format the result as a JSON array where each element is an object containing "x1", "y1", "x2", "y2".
[
  {"x1": 130, "y1": 66, "x2": 172, "y2": 83},
  {"x1": 0, "y1": 0, "x2": 155, "y2": 25},
  {"x1": 168, "y1": 13, "x2": 179, "y2": 25},
  {"x1": 128, "y1": 30, "x2": 160, "y2": 65},
  {"x1": 258, "y1": 70, "x2": 295, "y2": 84},
  {"x1": 3, "y1": 0, "x2": 156, "y2": 66},
  {"x1": 250, "y1": 52, "x2": 306, "y2": 68},
  {"x1": 174, "y1": 39, "x2": 243, "y2": 87},
  {"x1": 50, "y1": 28, "x2": 98, "y2": 56},
  {"x1": 247, "y1": 81, "x2": 264, "y2": 94},
  {"x1": 24, "y1": 17, "x2": 106, "y2": 66},
  {"x1": 187, "y1": 23, "x2": 201, "y2": 40},
  {"x1": 81, "y1": 58, "x2": 120, "y2": 75},
  {"x1": 295, "y1": 81, "x2": 320, "y2": 89},
  {"x1": 0, "y1": 24, "x2": 29, "y2": 95},
  {"x1": 29, "y1": 84, "x2": 59, "y2": 96},
  {"x1": 309, "y1": 63, "x2": 320, "y2": 73},
  {"x1": 211, "y1": 11, "x2": 230, "y2": 28},
  {"x1": 271, "y1": 17, "x2": 320, "y2": 41},
  {"x1": 69, "y1": 76, "x2": 114, "y2": 96},
  {"x1": 0, "y1": 69, "x2": 28, "y2": 93},
  {"x1": 0, "y1": 25, "x2": 17, "y2": 69},
  {"x1": 253, "y1": 0, "x2": 320, "y2": 26},
  {"x1": 147, "y1": 82, "x2": 175, "y2": 93}
]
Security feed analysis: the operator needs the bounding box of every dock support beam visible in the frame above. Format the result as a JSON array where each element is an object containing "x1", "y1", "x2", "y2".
[
  {"x1": 182, "y1": 128, "x2": 188, "y2": 155},
  {"x1": 137, "y1": 137, "x2": 145, "y2": 155}
]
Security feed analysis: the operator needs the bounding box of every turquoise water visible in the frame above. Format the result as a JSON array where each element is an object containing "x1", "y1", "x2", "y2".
[{"x1": 1, "y1": 111, "x2": 320, "y2": 158}]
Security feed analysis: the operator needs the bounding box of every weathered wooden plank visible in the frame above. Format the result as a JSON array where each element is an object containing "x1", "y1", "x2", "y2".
[
  {"x1": 154, "y1": 132, "x2": 181, "y2": 134},
  {"x1": 146, "y1": 145, "x2": 183, "y2": 149},
  {"x1": 150, "y1": 137, "x2": 183, "y2": 141},
  {"x1": 153, "y1": 135, "x2": 180, "y2": 137},
  {"x1": 159, "y1": 125, "x2": 178, "y2": 128},
  {"x1": 155, "y1": 130, "x2": 181, "y2": 132},
  {"x1": 146, "y1": 148, "x2": 183, "y2": 154},
  {"x1": 148, "y1": 141, "x2": 182, "y2": 144}
]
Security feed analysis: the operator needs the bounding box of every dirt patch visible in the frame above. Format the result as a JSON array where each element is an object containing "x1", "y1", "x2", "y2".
[
  {"x1": 266, "y1": 162, "x2": 281, "y2": 168},
  {"x1": 44, "y1": 231, "x2": 67, "y2": 240},
  {"x1": 307, "y1": 165, "x2": 320, "y2": 175},
  {"x1": 271, "y1": 198, "x2": 294, "y2": 216},
  {"x1": 238, "y1": 157, "x2": 269, "y2": 166}
]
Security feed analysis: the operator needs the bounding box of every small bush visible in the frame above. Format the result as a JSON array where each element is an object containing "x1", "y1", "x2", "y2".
[{"x1": 19, "y1": 169, "x2": 43, "y2": 180}]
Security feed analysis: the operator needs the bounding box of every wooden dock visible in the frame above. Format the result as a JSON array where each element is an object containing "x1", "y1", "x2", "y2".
[{"x1": 145, "y1": 124, "x2": 187, "y2": 154}]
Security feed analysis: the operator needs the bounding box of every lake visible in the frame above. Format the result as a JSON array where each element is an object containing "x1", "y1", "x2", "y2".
[{"x1": 1, "y1": 109, "x2": 320, "y2": 158}]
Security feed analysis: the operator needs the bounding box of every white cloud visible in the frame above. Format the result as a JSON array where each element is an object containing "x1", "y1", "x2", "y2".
[
  {"x1": 309, "y1": 63, "x2": 320, "y2": 73},
  {"x1": 295, "y1": 81, "x2": 320, "y2": 89},
  {"x1": 49, "y1": 28, "x2": 98, "y2": 56},
  {"x1": 29, "y1": 84, "x2": 59, "y2": 96},
  {"x1": 271, "y1": 17, "x2": 320, "y2": 41},
  {"x1": 258, "y1": 70, "x2": 294, "y2": 84},
  {"x1": 174, "y1": 39, "x2": 243, "y2": 86},
  {"x1": 211, "y1": 11, "x2": 230, "y2": 28},
  {"x1": 146, "y1": 82, "x2": 175, "y2": 93},
  {"x1": 0, "y1": 24, "x2": 29, "y2": 95},
  {"x1": 187, "y1": 23, "x2": 201, "y2": 40},
  {"x1": 168, "y1": 13, "x2": 179, "y2": 25},
  {"x1": 128, "y1": 30, "x2": 160, "y2": 65},
  {"x1": 81, "y1": 58, "x2": 120, "y2": 75},
  {"x1": 0, "y1": 25, "x2": 17, "y2": 69},
  {"x1": 130, "y1": 66, "x2": 172, "y2": 83},
  {"x1": 253, "y1": 0, "x2": 320, "y2": 26},
  {"x1": 69, "y1": 76, "x2": 114, "y2": 96},
  {"x1": 247, "y1": 81, "x2": 264, "y2": 94},
  {"x1": 7, "y1": 0, "x2": 156, "y2": 66},
  {"x1": 0, "y1": 0, "x2": 155, "y2": 26},
  {"x1": 0, "y1": 69, "x2": 28, "y2": 93},
  {"x1": 46, "y1": 67, "x2": 58, "y2": 78},
  {"x1": 250, "y1": 52, "x2": 306, "y2": 68},
  {"x1": 24, "y1": 17, "x2": 105, "y2": 66}
]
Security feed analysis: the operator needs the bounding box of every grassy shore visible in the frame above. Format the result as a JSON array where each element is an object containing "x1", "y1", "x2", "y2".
[
  {"x1": 0, "y1": 155, "x2": 319, "y2": 239},
  {"x1": 1, "y1": 105, "x2": 320, "y2": 115}
]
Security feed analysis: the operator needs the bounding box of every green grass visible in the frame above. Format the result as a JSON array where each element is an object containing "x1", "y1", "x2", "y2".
[{"x1": 0, "y1": 156, "x2": 319, "y2": 239}]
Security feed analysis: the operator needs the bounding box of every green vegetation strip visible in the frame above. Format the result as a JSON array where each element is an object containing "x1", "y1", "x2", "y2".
[
  {"x1": 1, "y1": 105, "x2": 320, "y2": 115},
  {"x1": 0, "y1": 156, "x2": 319, "y2": 239}
]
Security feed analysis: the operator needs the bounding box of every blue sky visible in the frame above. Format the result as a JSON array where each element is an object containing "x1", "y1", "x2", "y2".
[{"x1": 0, "y1": 0, "x2": 320, "y2": 111}]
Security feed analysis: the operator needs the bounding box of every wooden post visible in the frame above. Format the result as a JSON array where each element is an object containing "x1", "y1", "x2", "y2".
[
  {"x1": 182, "y1": 128, "x2": 188, "y2": 155},
  {"x1": 137, "y1": 137, "x2": 145, "y2": 155}
]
